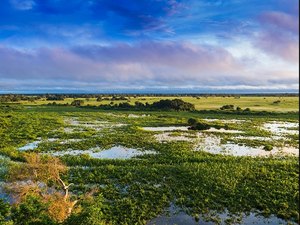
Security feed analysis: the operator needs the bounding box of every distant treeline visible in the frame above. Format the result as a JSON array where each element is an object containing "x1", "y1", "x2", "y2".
[
  {"x1": 0, "y1": 93, "x2": 298, "y2": 102},
  {"x1": 48, "y1": 99, "x2": 196, "y2": 111},
  {"x1": 44, "y1": 100, "x2": 299, "y2": 117}
]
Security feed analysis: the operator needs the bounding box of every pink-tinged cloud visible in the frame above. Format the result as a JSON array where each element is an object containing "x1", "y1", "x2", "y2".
[
  {"x1": 0, "y1": 41, "x2": 297, "y2": 90},
  {"x1": 0, "y1": 42, "x2": 242, "y2": 84},
  {"x1": 256, "y1": 10, "x2": 299, "y2": 63}
]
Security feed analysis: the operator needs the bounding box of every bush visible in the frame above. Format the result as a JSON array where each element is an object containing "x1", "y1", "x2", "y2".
[
  {"x1": 273, "y1": 100, "x2": 281, "y2": 104},
  {"x1": 71, "y1": 100, "x2": 84, "y2": 106},
  {"x1": 189, "y1": 121, "x2": 211, "y2": 130},
  {"x1": 263, "y1": 144, "x2": 273, "y2": 151},
  {"x1": 220, "y1": 105, "x2": 234, "y2": 110},
  {"x1": 188, "y1": 118, "x2": 197, "y2": 126}
]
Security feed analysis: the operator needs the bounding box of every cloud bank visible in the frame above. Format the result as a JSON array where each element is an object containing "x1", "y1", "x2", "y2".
[{"x1": 0, "y1": 0, "x2": 298, "y2": 92}]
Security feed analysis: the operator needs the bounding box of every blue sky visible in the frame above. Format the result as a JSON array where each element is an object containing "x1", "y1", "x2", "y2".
[{"x1": 0, "y1": 0, "x2": 298, "y2": 93}]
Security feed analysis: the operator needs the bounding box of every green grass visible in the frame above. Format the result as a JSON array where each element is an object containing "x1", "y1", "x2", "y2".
[{"x1": 0, "y1": 100, "x2": 299, "y2": 224}]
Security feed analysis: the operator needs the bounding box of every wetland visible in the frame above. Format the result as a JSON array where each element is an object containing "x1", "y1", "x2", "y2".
[{"x1": 0, "y1": 94, "x2": 298, "y2": 225}]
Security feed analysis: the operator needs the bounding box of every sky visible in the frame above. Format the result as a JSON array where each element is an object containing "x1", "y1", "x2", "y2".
[{"x1": 0, "y1": 0, "x2": 298, "y2": 93}]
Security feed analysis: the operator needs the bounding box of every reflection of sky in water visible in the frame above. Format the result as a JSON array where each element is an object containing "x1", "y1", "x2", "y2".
[
  {"x1": 18, "y1": 141, "x2": 41, "y2": 151},
  {"x1": 196, "y1": 135, "x2": 298, "y2": 157},
  {"x1": 142, "y1": 126, "x2": 189, "y2": 131},
  {"x1": 50, "y1": 146, "x2": 156, "y2": 159},
  {"x1": 147, "y1": 205, "x2": 296, "y2": 225},
  {"x1": 263, "y1": 122, "x2": 299, "y2": 135}
]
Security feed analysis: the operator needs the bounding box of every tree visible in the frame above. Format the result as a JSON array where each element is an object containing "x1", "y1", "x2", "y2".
[
  {"x1": 5, "y1": 153, "x2": 78, "y2": 223},
  {"x1": 71, "y1": 100, "x2": 84, "y2": 107},
  {"x1": 151, "y1": 99, "x2": 195, "y2": 111}
]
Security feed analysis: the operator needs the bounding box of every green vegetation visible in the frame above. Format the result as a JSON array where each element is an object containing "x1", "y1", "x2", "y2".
[
  {"x1": 0, "y1": 95, "x2": 298, "y2": 224},
  {"x1": 1, "y1": 94, "x2": 298, "y2": 112}
]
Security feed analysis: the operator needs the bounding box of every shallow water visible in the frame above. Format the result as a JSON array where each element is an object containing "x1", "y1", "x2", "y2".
[
  {"x1": 203, "y1": 119, "x2": 246, "y2": 123},
  {"x1": 155, "y1": 133, "x2": 194, "y2": 142},
  {"x1": 195, "y1": 135, "x2": 298, "y2": 157},
  {"x1": 263, "y1": 121, "x2": 299, "y2": 135},
  {"x1": 18, "y1": 141, "x2": 41, "y2": 151},
  {"x1": 50, "y1": 146, "x2": 156, "y2": 159},
  {"x1": 128, "y1": 114, "x2": 150, "y2": 118},
  {"x1": 147, "y1": 206, "x2": 295, "y2": 225},
  {"x1": 142, "y1": 126, "x2": 189, "y2": 132},
  {"x1": 234, "y1": 135, "x2": 284, "y2": 141},
  {"x1": 18, "y1": 138, "x2": 81, "y2": 151},
  {"x1": 204, "y1": 128, "x2": 244, "y2": 134},
  {"x1": 0, "y1": 182, "x2": 11, "y2": 203}
]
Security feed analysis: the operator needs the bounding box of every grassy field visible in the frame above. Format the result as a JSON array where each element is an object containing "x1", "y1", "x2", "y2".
[
  {"x1": 17, "y1": 96, "x2": 299, "y2": 112},
  {"x1": 0, "y1": 96, "x2": 299, "y2": 224}
]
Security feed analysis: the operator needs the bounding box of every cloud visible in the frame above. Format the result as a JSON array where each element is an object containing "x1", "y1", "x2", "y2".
[
  {"x1": 0, "y1": 0, "x2": 298, "y2": 92},
  {"x1": 256, "y1": 10, "x2": 299, "y2": 63},
  {"x1": 0, "y1": 42, "x2": 240, "y2": 83},
  {"x1": 0, "y1": 41, "x2": 297, "y2": 91}
]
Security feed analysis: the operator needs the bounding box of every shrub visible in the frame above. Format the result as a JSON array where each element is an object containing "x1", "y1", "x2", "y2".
[
  {"x1": 71, "y1": 100, "x2": 84, "y2": 106},
  {"x1": 263, "y1": 144, "x2": 273, "y2": 151},
  {"x1": 220, "y1": 105, "x2": 234, "y2": 110},
  {"x1": 187, "y1": 118, "x2": 197, "y2": 126}
]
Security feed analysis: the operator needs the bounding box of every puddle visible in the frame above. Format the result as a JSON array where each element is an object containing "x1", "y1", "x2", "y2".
[
  {"x1": 18, "y1": 141, "x2": 41, "y2": 151},
  {"x1": 142, "y1": 126, "x2": 189, "y2": 132},
  {"x1": 128, "y1": 114, "x2": 150, "y2": 118},
  {"x1": 234, "y1": 136, "x2": 284, "y2": 141},
  {"x1": 263, "y1": 122, "x2": 299, "y2": 135},
  {"x1": 64, "y1": 117, "x2": 126, "y2": 132},
  {"x1": 204, "y1": 128, "x2": 244, "y2": 134},
  {"x1": 63, "y1": 127, "x2": 86, "y2": 133},
  {"x1": 195, "y1": 135, "x2": 298, "y2": 157},
  {"x1": 49, "y1": 146, "x2": 156, "y2": 159},
  {"x1": 203, "y1": 119, "x2": 246, "y2": 123},
  {"x1": 0, "y1": 182, "x2": 12, "y2": 203},
  {"x1": 155, "y1": 133, "x2": 194, "y2": 142},
  {"x1": 65, "y1": 118, "x2": 80, "y2": 125},
  {"x1": 147, "y1": 205, "x2": 295, "y2": 225},
  {"x1": 18, "y1": 138, "x2": 85, "y2": 151},
  {"x1": 59, "y1": 139, "x2": 83, "y2": 144}
]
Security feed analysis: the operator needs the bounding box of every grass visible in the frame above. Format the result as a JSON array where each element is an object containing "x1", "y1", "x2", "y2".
[
  {"x1": 14, "y1": 96, "x2": 299, "y2": 112},
  {"x1": 0, "y1": 97, "x2": 299, "y2": 224}
]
